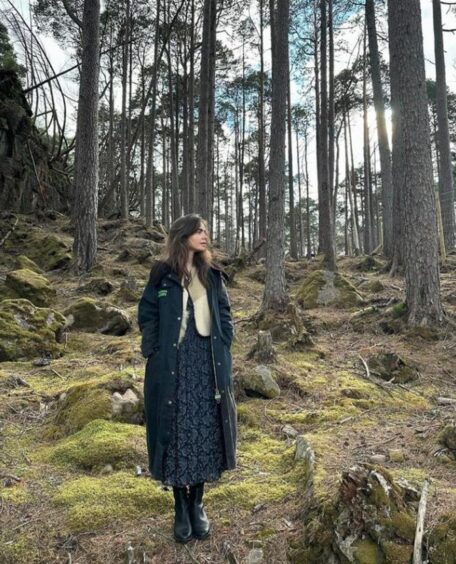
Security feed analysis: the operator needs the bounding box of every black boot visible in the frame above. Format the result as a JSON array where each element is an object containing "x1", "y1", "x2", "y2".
[
  {"x1": 188, "y1": 482, "x2": 211, "y2": 539},
  {"x1": 172, "y1": 487, "x2": 193, "y2": 543}
]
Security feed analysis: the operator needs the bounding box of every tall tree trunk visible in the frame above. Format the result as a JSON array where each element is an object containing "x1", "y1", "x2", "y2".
[
  {"x1": 258, "y1": 0, "x2": 267, "y2": 254},
  {"x1": 166, "y1": 44, "x2": 180, "y2": 220},
  {"x1": 313, "y1": 2, "x2": 322, "y2": 252},
  {"x1": 304, "y1": 127, "x2": 312, "y2": 259},
  {"x1": 119, "y1": 0, "x2": 130, "y2": 219},
  {"x1": 145, "y1": 0, "x2": 161, "y2": 227},
  {"x1": 262, "y1": 0, "x2": 289, "y2": 312},
  {"x1": 328, "y1": 0, "x2": 335, "y2": 207},
  {"x1": 196, "y1": 0, "x2": 216, "y2": 219},
  {"x1": 188, "y1": 0, "x2": 196, "y2": 212},
  {"x1": 345, "y1": 112, "x2": 361, "y2": 254},
  {"x1": 295, "y1": 126, "x2": 304, "y2": 257},
  {"x1": 432, "y1": 0, "x2": 455, "y2": 251},
  {"x1": 287, "y1": 69, "x2": 297, "y2": 259},
  {"x1": 388, "y1": 0, "x2": 443, "y2": 325},
  {"x1": 207, "y1": 0, "x2": 217, "y2": 230},
  {"x1": 362, "y1": 24, "x2": 373, "y2": 253},
  {"x1": 365, "y1": 0, "x2": 393, "y2": 258},
  {"x1": 73, "y1": 0, "x2": 100, "y2": 272},
  {"x1": 319, "y1": 0, "x2": 336, "y2": 270}
]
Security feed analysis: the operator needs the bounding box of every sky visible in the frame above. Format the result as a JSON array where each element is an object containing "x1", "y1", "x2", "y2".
[{"x1": 4, "y1": 0, "x2": 456, "y2": 202}]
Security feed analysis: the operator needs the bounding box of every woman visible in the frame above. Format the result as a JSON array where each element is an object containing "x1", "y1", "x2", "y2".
[{"x1": 138, "y1": 213, "x2": 237, "y2": 544}]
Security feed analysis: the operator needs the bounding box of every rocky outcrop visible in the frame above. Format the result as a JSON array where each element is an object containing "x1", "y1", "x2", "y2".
[
  {"x1": 5, "y1": 268, "x2": 56, "y2": 307},
  {"x1": 0, "y1": 298, "x2": 66, "y2": 361},
  {"x1": 64, "y1": 298, "x2": 131, "y2": 335}
]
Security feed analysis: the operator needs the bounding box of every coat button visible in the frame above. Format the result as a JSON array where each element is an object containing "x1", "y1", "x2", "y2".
[
  {"x1": 177, "y1": 317, "x2": 181, "y2": 321},
  {"x1": 168, "y1": 400, "x2": 173, "y2": 405},
  {"x1": 171, "y1": 370, "x2": 175, "y2": 375},
  {"x1": 173, "y1": 343, "x2": 177, "y2": 347},
  {"x1": 213, "y1": 335, "x2": 217, "y2": 339},
  {"x1": 217, "y1": 362, "x2": 221, "y2": 366},
  {"x1": 224, "y1": 419, "x2": 228, "y2": 423}
]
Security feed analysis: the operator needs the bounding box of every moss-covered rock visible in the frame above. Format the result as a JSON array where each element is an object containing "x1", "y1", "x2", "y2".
[
  {"x1": 53, "y1": 471, "x2": 170, "y2": 533},
  {"x1": 0, "y1": 299, "x2": 66, "y2": 361},
  {"x1": 64, "y1": 297, "x2": 131, "y2": 335},
  {"x1": 355, "y1": 256, "x2": 384, "y2": 272},
  {"x1": 352, "y1": 538, "x2": 384, "y2": 564},
  {"x1": 5, "y1": 268, "x2": 56, "y2": 306},
  {"x1": 14, "y1": 255, "x2": 43, "y2": 273},
  {"x1": 238, "y1": 365, "x2": 281, "y2": 399},
  {"x1": 367, "y1": 279, "x2": 385, "y2": 293},
  {"x1": 296, "y1": 269, "x2": 366, "y2": 309},
  {"x1": 78, "y1": 277, "x2": 114, "y2": 296},
  {"x1": 41, "y1": 419, "x2": 146, "y2": 471},
  {"x1": 367, "y1": 352, "x2": 419, "y2": 384}
]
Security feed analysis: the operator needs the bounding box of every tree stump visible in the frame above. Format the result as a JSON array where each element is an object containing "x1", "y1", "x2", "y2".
[{"x1": 247, "y1": 330, "x2": 277, "y2": 364}]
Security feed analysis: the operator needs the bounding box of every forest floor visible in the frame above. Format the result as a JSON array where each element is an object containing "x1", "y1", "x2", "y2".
[{"x1": 0, "y1": 214, "x2": 455, "y2": 564}]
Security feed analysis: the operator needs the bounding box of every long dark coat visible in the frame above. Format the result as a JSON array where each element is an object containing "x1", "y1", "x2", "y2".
[{"x1": 137, "y1": 262, "x2": 237, "y2": 482}]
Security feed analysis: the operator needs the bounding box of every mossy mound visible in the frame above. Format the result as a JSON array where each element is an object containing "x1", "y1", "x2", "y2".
[
  {"x1": 0, "y1": 299, "x2": 66, "y2": 361},
  {"x1": 5, "y1": 268, "x2": 56, "y2": 307},
  {"x1": 14, "y1": 255, "x2": 43, "y2": 273},
  {"x1": 296, "y1": 270, "x2": 365, "y2": 309},
  {"x1": 47, "y1": 378, "x2": 144, "y2": 439},
  {"x1": 367, "y1": 279, "x2": 385, "y2": 293},
  {"x1": 427, "y1": 512, "x2": 456, "y2": 563},
  {"x1": 367, "y1": 352, "x2": 419, "y2": 384},
  {"x1": 40, "y1": 419, "x2": 147, "y2": 471},
  {"x1": 64, "y1": 297, "x2": 131, "y2": 335},
  {"x1": 78, "y1": 277, "x2": 114, "y2": 296},
  {"x1": 53, "y1": 471, "x2": 171, "y2": 533},
  {"x1": 256, "y1": 303, "x2": 314, "y2": 346},
  {"x1": 2, "y1": 225, "x2": 72, "y2": 271}
]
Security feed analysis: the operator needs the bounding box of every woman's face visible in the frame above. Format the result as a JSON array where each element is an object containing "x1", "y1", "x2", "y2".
[{"x1": 186, "y1": 223, "x2": 209, "y2": 253}]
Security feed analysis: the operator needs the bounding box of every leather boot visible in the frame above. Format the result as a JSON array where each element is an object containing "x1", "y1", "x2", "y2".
[
  {"x1": 188, "y1": 482, "x2": 211, "y2": 539},
  {"x1": 172, "y1": 486, "x2": 193, "y2": 543}
]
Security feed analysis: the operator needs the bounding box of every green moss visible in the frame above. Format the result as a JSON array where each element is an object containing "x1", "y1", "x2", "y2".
[
  {"x1": 53, "y1": 471, "x2": 171, "y2": 533},
  {"x1": 367, "y1": 280, "x2": 384, "y2": 293},
  {"x1": 0, "y1": 535, "x2": 41, "y2": 564},
  {"x1": 5, "y1": 268, "x2": 56, "y2": 307},
  {"x1": 47, "y1": 382, "x2": 113, "y2": 438},
  {"x1": 15, "y1": 255, "x2": 43, "y2": 273},
  {"x1": 296, "y1": 270, "x2": 326, "y2": 308},
  {"x1": 206, "y1": 478, "x2": 294, "y2": 510},
  {"x1": 237, "y1": 402, "x2": 261, "y2": 428},
  {"x1": 380, "y1": 541, "x2": 413, "y2": 564},
  {"x1": 0, "y1": 299, "x2": 66, "y2": 361},
  {"x1": 427, "y1": 513, "x2": 456, "y2": 564},
  {"x1": 296, "y1": 270, "x2": 365, "y2": 309},
  {"x1": 0, "y1": 484, "x2": 30, "y2": 504},
  {"x1": 378, "y1": 511, "x2": 416, "y2": 542},
  {"x1": 392, "y1": 302, "x2": 407, "y2": 318},
  {"x1": 353, "y1": 538, "x2": 384, "y2": 564},
  {"x1": 38, "y1": 419, "x2": 147, "y2": 471}
]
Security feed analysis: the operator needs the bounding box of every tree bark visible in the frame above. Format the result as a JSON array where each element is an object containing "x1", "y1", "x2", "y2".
[
  {"x1": 287, "y1": 67, "x2": 297, "y2": 259},
  {"x1": 262, "y1": 0, "x2": 289, "y2": 312},
  {"x1": 319, "y1": 0, "x2": 336, "y2": 270},
  {"x1": 388, "y1": 0, "x2": 443, "y2": 325},
  {"x1": 365, "y1": 0, "x2": 393, "y2": 258},
  {"x1": 432, "y1": 0, "x2": 455, "y2": 251},
  {"x1": 72, "y1": 0, "x2": 100, "y2": 272}
]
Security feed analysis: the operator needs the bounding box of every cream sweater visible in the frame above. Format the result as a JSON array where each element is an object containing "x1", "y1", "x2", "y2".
[{"x1": 178, "y1": 266, "x2": 211, "y2": 345}]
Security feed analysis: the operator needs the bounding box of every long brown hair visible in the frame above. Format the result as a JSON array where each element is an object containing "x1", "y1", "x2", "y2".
[{"x1": 155, "y1": 214, "x2": 214, "y2": 288}]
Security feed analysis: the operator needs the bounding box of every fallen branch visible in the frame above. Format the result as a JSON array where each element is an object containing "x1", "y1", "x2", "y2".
[
  {"x1": 413, "y1": 479, "x2": 430, "y2": 564},
  {"x1": 0, "y1": 216, "x2": 19, "y2": 247}
]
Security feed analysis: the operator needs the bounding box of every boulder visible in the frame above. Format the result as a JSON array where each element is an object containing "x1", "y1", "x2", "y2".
[
  {"x1": 239, "y1": 365, "x2": 281, "y2": 399},
  {"x1": 64, "y1": 298, "x2": 131, "y2": 335},
  {"x1": 48, "y1": 378, "x2": 144, "y2": 438},
  {"x1": 5, "y1": 268, "x2": 56, "y2": 307},
  {"x1": 78, "y1": 277, "x2": 114, "y2": 296},
  {"x1": 297, "y1": 270, "x2": 366, "y2": 309},
  {"x1": 0, "y1": 299, "x2": 66, "y2": 361},
  {"x1": 15, "y1": 255, "x2": 43, "y2": 274}
]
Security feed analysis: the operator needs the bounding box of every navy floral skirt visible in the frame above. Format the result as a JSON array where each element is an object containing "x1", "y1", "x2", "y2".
[{"x1": 162, "y1": 297, "x2": 227, "y2": 487}]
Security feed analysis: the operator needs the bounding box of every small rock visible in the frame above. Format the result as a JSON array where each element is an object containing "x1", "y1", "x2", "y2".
[
  {"x1": 6, "y1": 374, "x2": 30, "y2": 387},
  {"x1": 388, "y1": 449, "x2": 405, "y2": 462},
  {"x1": 282, "y1": 424, "x2": 299, "y2": 438},
  {"x1": 295, "y1": 435, "x2": 315, "y2": 474},
  {"x1": 241, "y1": 365, "x2": 281, "y2": 399},
  {"x1": 100, "y1": 464, "x2": 114, "y2": 475},
  {"x1": 111, "y1": 388, "x2": 140, "y2": 417},
  {"x1": 33, "y1": 357, "x2": 51, "y2": 367},
  {"x1": 247, "y1": 548, "x2": 264, "y2": 564},
  {"x1": 369, "y1": 454, "x2": 387, "y2": 464}
]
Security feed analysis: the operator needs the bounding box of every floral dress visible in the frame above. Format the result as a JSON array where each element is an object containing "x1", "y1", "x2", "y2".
[{"x1": 162, "y1": 296, "x2": 227, "y2": 487}]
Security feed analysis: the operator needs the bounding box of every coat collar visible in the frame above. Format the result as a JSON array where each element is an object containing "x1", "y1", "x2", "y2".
[{"x1": 158, "y1": 262, "x2": 222, "y2": 286}]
